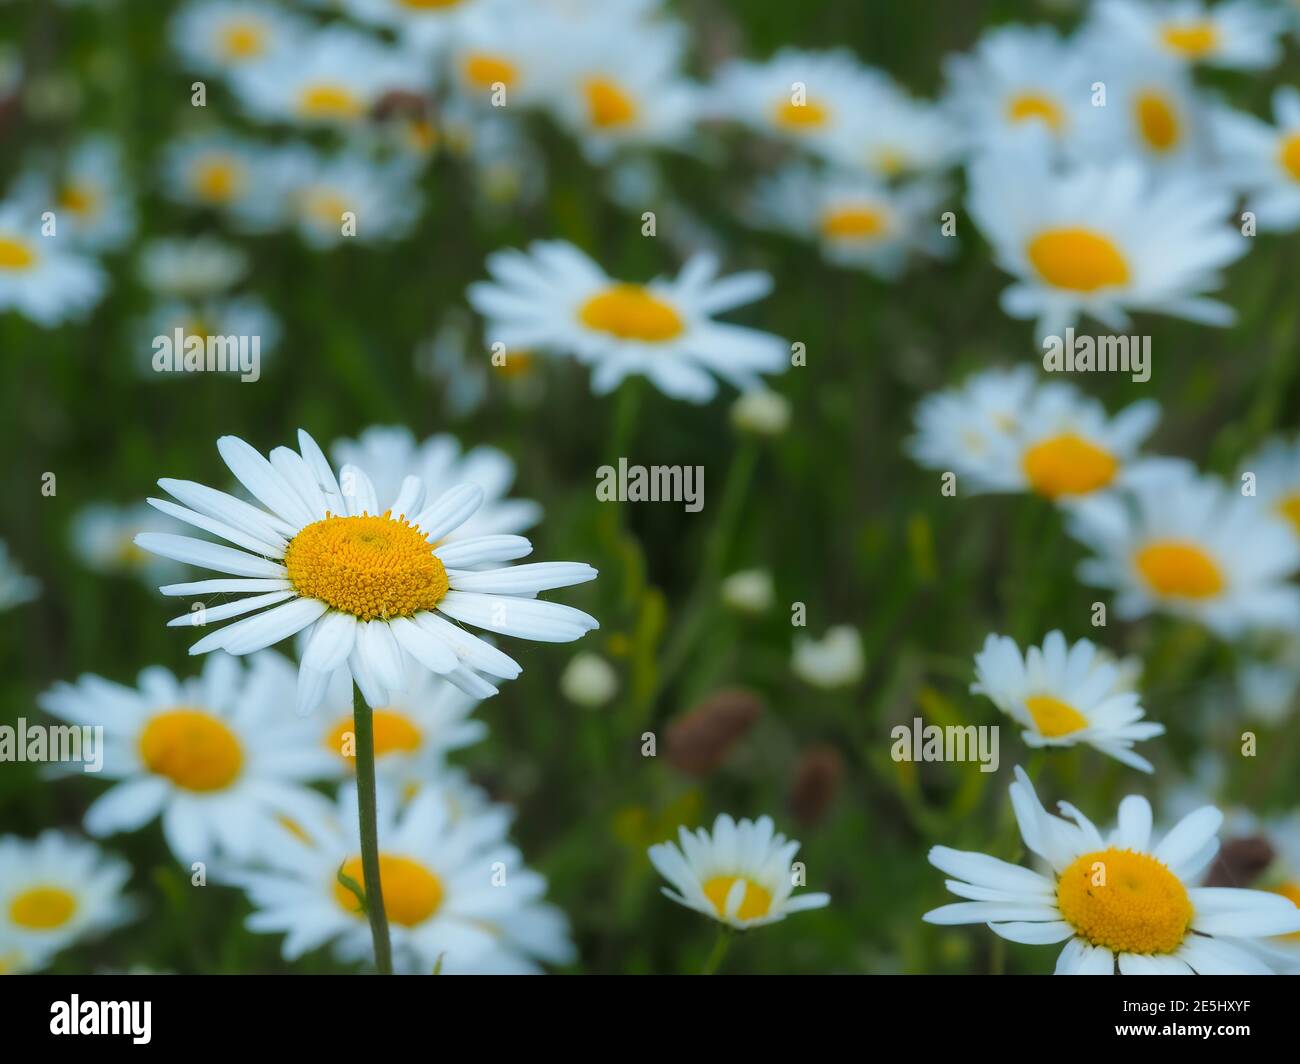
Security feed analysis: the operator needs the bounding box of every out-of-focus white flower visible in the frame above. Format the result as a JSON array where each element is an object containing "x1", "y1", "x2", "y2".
[
  {"x1": 1213, "y1": 88, "x2": 1300, "y2": 233},
  {"x1": 169, "y1": 0, "x2": 310, "y2": 75},
  {"x1": 138, "y1": 237, "x2": 248, "y2": 298},
  {"x1": 721, "y1": 569, "x2": 774, "y2": 615},
  {"x1": 161, "y1": 133, "x2": 284, "y2": 232},
  {"x1": 1088, "y1": 0, "x2": 1285, "y2": 70},
  {"x1": 70, "y1": 503, "x2": 184, "y2": 584},
  {"x1": 730, "y1": 389, "x2": 791, "y2": 437},
  {"x1": 0, "y1": 200, "x2": 105, "y2": 326},
  {"x1": 11, "y1": 136, "x2": 135, "y2": 252},
  {"x1": 0, "y1": 540, "x2": 39, "y2": 611},
  {"x1": 560, "y1": 652, "x2": 618, "y2": 708},
  {"x1": 792, "y1": 625, "x2": 863, "y2": 689}
]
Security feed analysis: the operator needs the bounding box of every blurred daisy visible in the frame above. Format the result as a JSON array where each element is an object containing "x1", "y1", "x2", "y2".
[
  {"x1": 70, "y1": 502, "x2": 183, "y2": 584},
  {"x1": 331, "y1": 425, "x2": 541, "y2": 541},
  {"x1": 1090, "y1": 0, "x2": 1285, "y2": 70},
  {"x1": 161, "y1": 133, "x2": 283, "y2": 231},
  {"x1": 1238, "y1": 435, "x2": 1300, "y2": 539},
  {"x1": 138, "y1": 236, "x2": 247, "y2": 298},
  {"x1": 925, "y1": 766, "x2": 1300, "y2": 973},
  {"x1": 648, "y1": 813, "x2": 830, "y2": 929},
  {"x1": 968, "y1": 148, "x2": 1246, "y2": 338},
  {"x1": 558, "y1": 651, "x2": 618, "y2": 708},
  {"x1": 12, "y1": 136, "x2": 134, "y2": 251},
  {"x1": 0, "y1": 200, "x2": 106, "y2": 326},
  {"x1": 0, "y1": 832, "x2": 133, "y2": 970},
  {"x1": 135, "y1": 295, "x2": 281, "y2": 379},
  {"x1": 906, "y1": 366, "x2": 1039, "y2": 488},
  {"x1": 230, "y1": 782, "x2": 575, "y2": 974},
  {"x1": 710, "y1": 48, "x2": 886, "y2": 160},
  {"x1": 229, "y1": 26, "x2": 430, "y2": 129},
  {"x1": 0, "y1": 540, "x2": 39, "y2": 611},
  {"x1": 169, "y1": 0, "x2": 308, "y2": 74},
  {"x1": 792, "y1": 625, "x2": 863, "y2": 689},
  {"x1": 942, "y1": 25, "x2": 1092, "y2": 155},
  {"x1": 720, "y1": 568, "x2": 775, "y2": 615},
  {"x1": 730, "y1": 389, "x2": 790, "y2": 437},
  {"x1": 1212, "y1": 88, "x2": 1300, "y2": 232},
  {"x1": 749, "y1": 166, "x2": 951, "y2": 280},
  {"x1": 270, "y1": 146, "x2": 422, "y2": 249},
  {"x1": 342, "y1": 0, "x2": 485, "y2": 52},
  {"x1": 134, "y1": 429, "x2": 598, "y2": 712},
  {"x1": 468, "y1": 241, "x2": 787, "y2": 402},
  {"x1": 1068, "y1": 468, "x2": 1300, "y2": 637},
  {"x1": 824, "y1": 78, "x2": 956, "y2": 179},
  {"x1": 443, "y1": 6, "x2": 556, "y2": 111},
  {"x1": 972, "y1": 631, "x2": 1164, "y2": 772},
  {"x1": 39, "y1": 653, "x2": 338, "y2": 861}
]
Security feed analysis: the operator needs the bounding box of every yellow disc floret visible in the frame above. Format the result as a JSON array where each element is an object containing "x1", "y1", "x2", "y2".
[
  {"x1": 1134, "y1": 540, "x2": 1224, "y2": 599},
  {"x1": 702, "y1": 875, "x2": 773, "y2": 921},
  {"x1": 9, "y1": 886, "x2": 78, "y2": 931},
  {"x1": 139, "y1": 708, "x2": 244, "y2": 792},
  {"x1": 1027, "y1": 227, "x2": 1130, "y2": 292},
  {"x1": 334, "y1": 854, "x2": 443, "y2": 927},
  {"x1": 284, "y1": 512, "x2": 449, "y2": 621},
  {"x1": 326, "y1": 709, "x2": 422, "y2": 763},
  {"x1": 1023, "y1": 694, "x2": 1090, "y2": 738},
  {"x1": 1021, "y1": 433, "x2": 1118, "y2": 498},
  {"x1": 578, "y1": 284, "x2": 684, "y2": 342},
  {"x1": 1057, "y1": 848, "x2": 1192, "y2": 955}
]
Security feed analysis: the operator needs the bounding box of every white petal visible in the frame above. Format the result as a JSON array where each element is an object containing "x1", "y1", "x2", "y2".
[
  {"x1": 387, "y1": 616, "x2": 458, "y2": 674},
  {"x1": 433, "y1": 535, "x2": 533, "y2": 568},
  {"x1": 136, "y1": 533, "x2": 286, "y2": 578},
  {"x1": 412, "y1": 484, "x2": 484, "y2": 542},
  {"x1": 217, "y1": 435, "x2": 315, "y2": 527},
  {"x1": 301, "y1": 612, "x2": 358, "y2": 673},
  {"x1": 146, "y1": 497, "x2": 286, "y2": 558},
  {"x1": 158, "y1": 578, "x2": 291, "y2": 597},
  {"x1": 448, "y1": 562, "x2": 597, "y2": 595},
  {"x1": 358, "y1": 620, "x2": 405, "y2": 692},
  {"x1": 167, "y1": 589, "x2": 294, "y2": 627},
  {"x1": 436, "y1": 591, "x2": 598, "y2": 642},
  {"x1": 1153, "y1": 806, "x2": 1223, "y2": 871}
]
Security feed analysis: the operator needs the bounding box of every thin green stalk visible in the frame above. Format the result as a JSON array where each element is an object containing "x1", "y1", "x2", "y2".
[
  {"x1": 353, "y1": 684, "x2": 393, "y2": 975},
  {"x1": 700, "y1": 926, "x2": 733, "y2": 975}
]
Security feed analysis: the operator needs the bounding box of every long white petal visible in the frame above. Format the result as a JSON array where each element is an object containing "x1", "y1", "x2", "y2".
[
  {"x1": 158, "y1": 578, "x2": 291, "y2": 597},
  {"x1": 448, "y1": 562, "x2": 597, "y2": 595},
  {"x1": 388, "y1": 616, "x2": 458, "y2": 674},
  {"x1": 167, "y1": 590, "x2": 294, "y2": 627},
  {"x1": 412, "y1": 484, "x2": 484, "y2": 543},
  {"x1": 136, "y1": 533, "x2": 286, "y2": 578},
  {"x1": 433, "y1": 535, "x2": 533, "y2": 568},
  {"x1": 436, "y1": 591, "x2": 598, "y2": 642},
  {"x1": 301, "y1": 611, "x2": 358, "y2": 673},
  {"x1": 217, "y1": 435, "x2": 315, "y2": 527},
  {"x1": 146, "y1": 497, "x2": 286, "y2": 558}
]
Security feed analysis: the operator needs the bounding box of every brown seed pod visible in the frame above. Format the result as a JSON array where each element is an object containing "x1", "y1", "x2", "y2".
[
  {"x1": 788, "y1": 744, "x2": 844, "y2": 827},
  {"x1": 665, "y1": 688, "x2": 763, "y2": 777},
  {"x1": 1203, "y1": 835, "x2": 1275, "y2": 888}
]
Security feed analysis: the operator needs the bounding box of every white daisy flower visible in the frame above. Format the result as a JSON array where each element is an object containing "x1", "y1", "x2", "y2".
[
  {"x1": 135, "y1": 294, "x2": 281, "y2": 379},
  {"x1": 972, "y1": 631, "x2": 1165, "y2": 772},
  {"x1": 558, "y1": 651, "x2": 618, "y2": 708},
  {"x1": 941, "y1": 25, "x2": 1093, "y2": 156},
  {"x1": 1089, "y1": 0, "x2": 1285, "y2": 70},
  {"x1": 442, "y1": 5, "x2": 559, "y2": 112},
  {"x1": 133, "y1": 429, "x2": 598, "y2": 713},
  {"x1": 1067, "y1": 467, "x2": 1300, "y2": 638},
  {"x1": 648, "y1": 813, "x2": 830, "y2": 929},
  {"x1": 0, "y1": 832, "x2": 133, "y2": 970},
  {"x1": 39, "y1": 652, "x2": 338, "y2": 862},
  {"x1": 70, "y1": 502, "x2": 183, "y2": 584},
  {"x1": 823, "y1": 76, "x2": 957, "y2": 179},
  {"x1": 229, "y1": 25, "x2": 431, "y2": 129},
  {"x1": 11, "y1": 135, "x2": 134, "y2": 252},
  {"x1": 709, "y1": 48, "x2": 888, "y2": 160},
  {"x1": 906, "y1": 365, "x2": 1039, "y2": 488},
  {"x1": 968, "y1": 146, "x2": 1247, "y2": 339},
  {"x1": 169, "y1": 0, "x2": 309, "y2": 75},
  {"x1": 468, "y1": 240, "x2": 787, "y2": 402},
  {"x1": 331, "y1": 425, "x2": 541, "y2": 542},
  {"x1": 0, "y1": 539, "x2": 40, "y2": 611},
  {"x1": 925, "y1": 766, "x2": 1300, "y2": 973},
  {"x1": 229, "y1": 782, "x2": 575, "y2": 974},
  {"x1": 0, "y1": 200, "x2": 105, "y2": 326},
  {"x1": 269, "y1": 145, "x2": 422, "y2": 249},
  {"x1": 1212, "y1": 88, "x2": 1300, "y2": 232},
  {"x1": 720, "y1": 568, "x2": 774, "y2": 615},
  {"x1": 792, "y1": 625, "x2": 863, "y2": 690},
  {"x1": 137, "y1": 236, "x2": 247, "y2": 298},
  {"x1": 1238, "y1": 434, "x2": 1300, "y2": 540},
  {"x1": 161, "y1": 133, "x2": 283, "y2": 232},
  {"x1": 748, "y1": 165, "x2": 952, "y2": 280},
  {"x1": 341, "y1": 0, "x2": 487, "y2": 53}
]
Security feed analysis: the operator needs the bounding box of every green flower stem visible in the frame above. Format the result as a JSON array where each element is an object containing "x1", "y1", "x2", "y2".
[
  {"x1": 353, "y1": 684, "x2": 393, "y2": 975},
  {"x1": 700, "y1": 926, "x2": 733, "y2": 975}
]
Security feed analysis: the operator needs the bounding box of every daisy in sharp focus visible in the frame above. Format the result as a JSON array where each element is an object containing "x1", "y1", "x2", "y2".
[
  {"x1": 331, "y1": 425, "x2": 541, "y2": 542},
  {"x1": 0, "y1": 832, "x2": 133, "y2": 972},
  {"x1": 134, "y1": 429, "x2": 598, "y2": 712},
  {"x1": 39, "y1": 652, "x2": 339, "y2": 862},
  {"x1": 1089, "y1": 0, "x2": 1285, "y2": 70},
  {"x1": 968, "y1": 145, "x2": 1247, "y2": 339},
  {"x1": 1212, "y1": 88, "x2": 1300, "y2": 233},
  {"x1": 0, "y1": 540, "x2": 40, "y2": 611},
  {"x1": 925, "y1": 766, "x2": 1300, "y2": 973},
  {"x1": 1067, "y1": 467, "x2": 1300, "y2": 638},
  {"x1": 0, "y1": 200, "x2": 106, "y2": 326},
  {"x1": 168, "y1": 0, "x2": 309, "y2": 75},
  {"x1": 748, "y1": 165, "x2": 952, "y2": 280},
  {"x1": 11, "y1": 135, "x2": 134, "y2": 252},
  {"x1": 161, "y1": 133, "x2": 283, "y2": 232},
  {"x1": 648, "y1": 813, "x2": 830, "y2": 928},
  {"x1": 972, "y1": 631, "x2": 1165, "y2": 772},
  {"x1": 229, "y1": 781, "x2": 576, "y2": 974},
  {"x1": 468, "y1": 240, "x2": 788, "y2": 402}
]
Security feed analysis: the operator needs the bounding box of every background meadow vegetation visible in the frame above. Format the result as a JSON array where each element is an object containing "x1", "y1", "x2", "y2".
[{"x1": 1, "y1": 0, "x2": 1298, "y2": 974}]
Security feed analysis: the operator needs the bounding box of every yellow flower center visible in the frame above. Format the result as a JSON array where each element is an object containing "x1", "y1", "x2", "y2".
[
  {"x1": 1021, "y1": 433, "x2": 1119, "y2": 498},
  {"x1": 139, "y1": 708, "x2": 244, "y2": 792},
  {"x1": 871, "y1": 147, "x2": 909, "y2": 176},
  {"x1": 1276, "y1": 493, "x2": 1300, "y2": 534},
  {"x1": 493, "y1": 348, "x2": 534, "y2": 377},
  {"x1": 772, "y1": 97, "x2": 829, "y2": 129},
  {"x1": 334, "y1": 854, "x2": 443, "y2": 927},
  {"x1": 1134, "y1": 540, "x2": 1225, "y2": 599},
  {"x1": 578, "y1": 284, "x2": 684, "y2": 342},
  {"x1": 1134, "y1": 91, "x2": 1180, "y2": 152},
  {"x1": 1161, "y1": 22, "x2": 1218, "y2": 58},
  {"x1": 57, "y1": 182, "x2": 99, "y2": 217},
  {"x1": 1026, "y1": 227, "x2": 1130, "y2": 292},
  {"x1": 1023, "y1": 694, "x2": 1089, "y2": 738},
  {"x1": 0, "y1": 237, "x2": 36, "y2": 271},
  {"x1": 584, "y1": 77, "x2": 637, "y2": 129},
  {"x1": 220, "y1": 21, "x2": 266, "y2": 59},
  {"x1": 301, "y1": 188, "x2": 351, "y2": 229},
  {"x1": 820, "y1": 205, "x2": 888, "y2": 241},
  {"x1": 1270, "y1": 882, "x2": 1300, "y2": 941},
  {"x1": 1006, "y1": 92, "x2": 1065, "y2": 132},
  {"x1": 9, "y1": 886, "x2": 78, "y2": 931},
  {"x1": 702, "y1": 875, "x2": 774, "y2": 921},
  {"x1": 325, "y1": 709, "x2": 422, "y2": 763},
  {"x1": 1057, "y1": 848, "x2": 1192, "y2": 955},
  {"x1": 1278, "y1": 133, "x2": 1300, "y2": 183},
  {"x1": 283, "y1": 512, "x2": 449, "y2": 621},
  {"x1": 298, "y1": 83, "x2": 363, "y2": 120},
  {"x1": 191, "y1": 157, "x2": 243, "y2": 203},
  {"x1": 463, "y1": 53, "x2": 517, "y2": 90}
]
